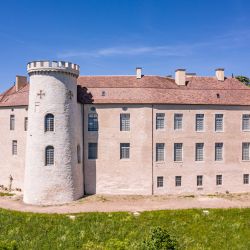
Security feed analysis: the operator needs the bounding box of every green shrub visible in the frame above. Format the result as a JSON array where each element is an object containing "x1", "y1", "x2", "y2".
[
  {"x1": 0, "y1": 240, "x2": 17, "y2": 250},
  {"x1": 142, "y1": 226, "x2": 178, "y2": 250}
]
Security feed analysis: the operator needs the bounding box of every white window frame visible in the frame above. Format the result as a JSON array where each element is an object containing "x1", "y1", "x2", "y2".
[
  {"x1": 215, "y1": 114, "x2": 224, "y2": 132},
  {"x1": 174, "y1": 143, "x2": 183, "y2": 162},
  {"x1": 120, "y1": 143, "x2": 130, "y2": 159},
  {"x1": 216, "y1": 175, "x2": 222, "y2": 185},
  {"x1": 215, "y1": 143, "x2": 223, "y2": 161},
  {"x1": 156, "y1": 113, "x2": 165, "y2": 130},
  {"x1": 45, "y1": 146, "x2": 54, "y2": 166},
  {"x1": 174, "y1": 113, "x2": 183, "y2": 130},
  {"x1": 157, "y1": 176, "x2": 164, "y2": 187},
  {"x1": 175, "y1": 176, "x2": 182, "y2": 187},
  {"x1": 242, "y1": 143, "x2": 250, "y2": 161},
  {"x1": 10, "y1": 115, "x2": 15, "y2": 131},
  {"x1": 242, "y1": 114, "x2": 250, "y2": 131},
  {"x1": 195, "y1": 114, "x2": 204, "y2": 132},
  {"x1": 243, "y1": 174, "x2": 249, "y2": 184},
  {"x1": 197, "y1": 175, "x2": 203, "y2": 186},
  {"x1": 12, "y1": 140, "x2": 17, "y2": 155},
  {"x1": 195, "y1": 143, "x2": 204, "y2": 161},
  {"x1": 45, "y1": 113, "x2": 54, "y2": 132},
  {"x1": 156, "y1": 143, "x2": 165, "y2": 162},
  {"x1": 24, "y1": 117, "x2": 28, "y2": 131},
  {"x1": 120, "y1": 113, "x2": 130, "y2": 131}
]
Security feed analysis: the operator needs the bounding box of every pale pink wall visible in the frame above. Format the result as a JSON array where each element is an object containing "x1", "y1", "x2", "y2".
[
  {"x1": 0, "y1": 106, "x2": 28, "y2": 190},
  {"x1": 84, "y1": 104, "x2": 250, "y2": 195},
  {"x1": 84, "y1": 104, "x2": 153, "y2": 195}
]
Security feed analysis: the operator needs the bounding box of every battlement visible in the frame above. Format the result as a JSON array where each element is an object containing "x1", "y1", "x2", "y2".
[{"x1": 27, "y1": 61, "x2": 80, "y2": 77}]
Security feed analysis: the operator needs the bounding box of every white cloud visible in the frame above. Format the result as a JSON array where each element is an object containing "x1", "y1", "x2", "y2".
[{"x1": 57, "y1": 29, "x2": 250, "y2": 59}]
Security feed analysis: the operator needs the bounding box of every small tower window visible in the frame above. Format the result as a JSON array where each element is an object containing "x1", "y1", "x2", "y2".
[
  {"x1": 45, "y1": 146, "x2": 54, "y2": 166},
  {"x1": 77, "y1": 145, "x2": 81, "y2": 163},
  {"x1": 45, "y1": 114, "x2": 54, "y2": 132}
]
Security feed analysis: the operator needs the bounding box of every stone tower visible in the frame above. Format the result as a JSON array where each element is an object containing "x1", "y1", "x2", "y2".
[{"x1": 23, "y1": 61, "x2": 84, "y2": 205}]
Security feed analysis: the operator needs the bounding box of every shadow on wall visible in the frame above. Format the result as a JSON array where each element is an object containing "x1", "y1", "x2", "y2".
[{"x1": 78, "y1": 85, "x2": 97, "y2": 195}]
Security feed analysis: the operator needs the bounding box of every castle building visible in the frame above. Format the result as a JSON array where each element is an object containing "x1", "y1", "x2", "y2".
[{"x1": 0, "y1": 61, "x2": 249, "y2": 205}]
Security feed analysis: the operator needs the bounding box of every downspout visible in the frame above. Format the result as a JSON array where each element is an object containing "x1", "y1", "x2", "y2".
[{"x1": 151, "y1": 104, "x2": 154, "y2": 195}]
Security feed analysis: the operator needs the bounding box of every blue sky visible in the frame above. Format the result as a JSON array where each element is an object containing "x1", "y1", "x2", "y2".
[{"x1": 1, "y1": 0, "x2": 250, "y2": 91}]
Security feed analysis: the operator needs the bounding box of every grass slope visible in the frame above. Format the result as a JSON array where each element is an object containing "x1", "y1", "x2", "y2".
[{"x1": 0, "y1": 208, "x2": 249, "y2": 249}]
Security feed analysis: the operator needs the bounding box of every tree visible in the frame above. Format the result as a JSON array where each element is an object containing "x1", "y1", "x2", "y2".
[{"x1": 235, "y1": 76, "x2": 250, "y2": 86}]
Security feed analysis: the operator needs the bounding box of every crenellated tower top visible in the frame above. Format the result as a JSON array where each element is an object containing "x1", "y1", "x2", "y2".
[{"x1": 27, "y1": 60, "x2": 80, "y2": 78}]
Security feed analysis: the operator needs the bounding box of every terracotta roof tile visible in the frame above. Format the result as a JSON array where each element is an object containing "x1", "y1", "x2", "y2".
[
  {"x1": 77, "y1": 76, "x2": 250, "y2": 105},
  {"x1": 0, "y1": 84, "x2": 29, "y2": 107},
  {"x1": 1, "y1": 75, "x2": 250, "y2": 107}
]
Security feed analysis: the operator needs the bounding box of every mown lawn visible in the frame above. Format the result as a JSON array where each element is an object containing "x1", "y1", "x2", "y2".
[{"x1": 0, "y1": 208, "x2": 249, "y2": 249}]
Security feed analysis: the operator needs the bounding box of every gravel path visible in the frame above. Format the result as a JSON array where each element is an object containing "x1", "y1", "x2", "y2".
[{"x1": 0, "y1": 193, "x2": 249, "y2": 214}]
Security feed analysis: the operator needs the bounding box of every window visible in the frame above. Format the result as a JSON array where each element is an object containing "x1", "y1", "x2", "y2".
[
  {"x1": 120, "y1": 143, "x2": 130, "y2": 159},
  {"x1": 195, "y1": 143, "x2": 204, "y2": 161},
  {"x1": 175, "y1": 176, "x2": 182, "y2": 187},
  {"x1": 216, "y1": 175, "x2": 222, "y2": 185},
  {"x1": 174, "y1": 114, "x2": 183, "y2": 130},
  {"x1": 215, "y1": 114, "x2": 223, "y2": 131},
  {"x1": 196, "y1": 114, "x2": 204, "y2": 131},
  {"x1": 12, "y1": 140, "x2": 17, "y2": 155},
  {"x1": 10, "y1": 115, "x2": 15, "y2": 130},
  {"x1": 156, "y1": 113, "x2": 165, "y2": 129},
  {"x1": 88, "y1": 143, "x2": 98, "y2": 160},
  {"x1": 242, "y1": 114, "x2": 250, "y2": 131},
  {"x1": 215, "y1": 143, "x2": 223, "y2": 161},
  {"x1": 243, "y1": 174, "x2": 249, "y2": 184},
  {"x1": 174, "y1": 143, "x2": 183, "y2": 162},
  {"x1": 77, "y1": 145, "x2": 81, "y2": 164},
  {"x1": 242, "y1": 143, "x2": 250, "y2": 161},
  {"x1": 24, "y1": 117, "x2": 28, "y2": 131},
  {"x1": 197, "y1": 175, "x2": 203, "y2": 186},
  {"x1": 45, "y1": 146, "x2": 54, "y2": 165},
  {"x1": 157, "y1": 176, "x2": 164, "y2": 187},
  {"x1": 156, "y1": 143, "x2": 165, "y2": 162},
  {"x1": 88, "y1": 113, "x2": 98, "y2": 131},
  {"x1": 120, "y1": 113, "x2": 130, "y2": 131},
  {"x1": 45, "y1": 114, "x2": 54, "y2": 132}
]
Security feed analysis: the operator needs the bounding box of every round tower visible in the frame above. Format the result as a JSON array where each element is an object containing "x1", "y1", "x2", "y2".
[{"x1": 23, "y1": 61, "x2": 84, "y2": 205}]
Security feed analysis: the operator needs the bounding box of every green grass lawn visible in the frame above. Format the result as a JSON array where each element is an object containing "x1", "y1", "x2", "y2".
[{"x1": 0, "y1": 208, "x2": 249, "y2": 249}]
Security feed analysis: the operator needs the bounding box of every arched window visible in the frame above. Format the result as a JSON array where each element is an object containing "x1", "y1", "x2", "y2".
[
  {"x1": 77, "y1": 144, "x2": 81, "y2": 164},
  {"x1": 45, "y1": 146, "x2": 54, "y2": 166},
  {"x1": 45, "y1": 114, "x2": 54, "y2": 132}
]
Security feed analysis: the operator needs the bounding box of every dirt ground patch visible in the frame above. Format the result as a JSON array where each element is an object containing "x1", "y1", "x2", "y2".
[{"x1": 0, "y1": 192, "x2": 249, "y2": 214}]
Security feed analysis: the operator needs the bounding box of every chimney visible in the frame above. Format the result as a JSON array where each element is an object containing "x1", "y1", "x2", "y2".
[
  {"x1": 175, "y1": 69, "x2": 186, "y2": 86},
  {"x1": 15, "y1": 76, "x2": 27, "y2": 91},
  {"x1": 136, "y1": 67, "x2": 142, "y2": 79},
  {"x1": 215, "y1": 68, "x2": 224, "y2": 81}
]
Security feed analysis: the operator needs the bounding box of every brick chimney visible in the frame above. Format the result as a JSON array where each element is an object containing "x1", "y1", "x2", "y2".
[
  {"x1": 15, "y1": 76, "x2": 27, "y2": 91},
  {"x1": 175, "y1": 69, "x2": 186, "y2": 86},
  {"x1": 136, "y1": 67, "x2": 142, "y2": 79},
  {"x1": 215, "y1": 68, "x2": 224, "y2": 81}
]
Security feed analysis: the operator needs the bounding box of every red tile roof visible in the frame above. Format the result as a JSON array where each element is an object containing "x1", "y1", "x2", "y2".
[
  {"x1": 1, "y1": 75, "x2": 250, "y2": 107},
  {"x1": 77, "y1": 76, "x2": 250, "y2": 105},
  {"x1": 0, "y1": 84, "x2": 29, "y2": 107}
]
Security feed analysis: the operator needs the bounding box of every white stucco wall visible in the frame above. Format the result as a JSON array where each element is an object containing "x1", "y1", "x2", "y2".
[{"x1": 23, "y1": 69, "x2": 84, "y2": 205}]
